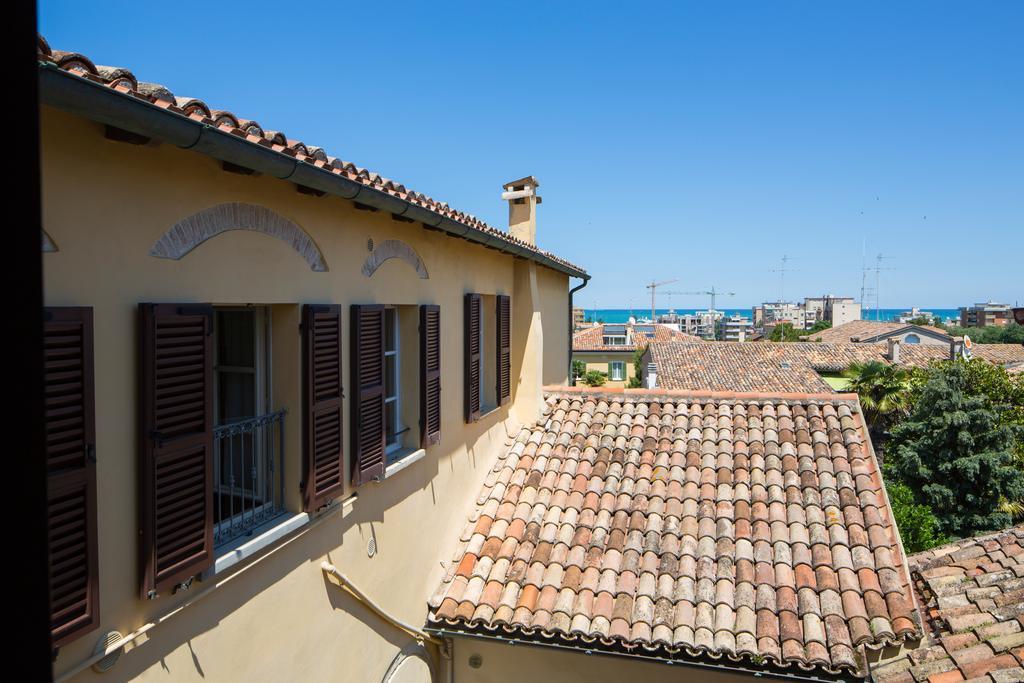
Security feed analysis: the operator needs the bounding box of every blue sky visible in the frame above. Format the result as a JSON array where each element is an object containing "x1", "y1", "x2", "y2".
[{"x1": 40, "y1": 2, "x2": 1022, "y2": 309}]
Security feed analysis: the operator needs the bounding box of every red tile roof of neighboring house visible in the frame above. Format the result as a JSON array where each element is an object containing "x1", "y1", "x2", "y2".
[
  {"x1": 36, "y1": 36, "x2": 587, "y2": 278},
  {"x1": 646, "y1": 342, "x2": 1024, "y2": 393},
  {"x1": 428, "y1": 388, "x2": 920, "y2": 677},
  {"x1": 573, "y1": 324, "x2": 702, "y2": 352},
  {"x1": 807, "y1": 321, "x2": 950, "y2": 344},
  {"x1": 869, "y1": 526, "x2": 1024, "y2": 682}
]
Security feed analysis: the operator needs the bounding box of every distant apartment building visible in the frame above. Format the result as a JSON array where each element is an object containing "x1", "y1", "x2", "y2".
[
  {"x1": 803, "y1": 295, "x2": 862, "y2": 327},
  {"x1": 752, "y1": 301, "x2": 813, "y2": 330},
  {"x1": 896, "y1": 307, "x2": 939, "y2": 325},
  {"x1": 660, "y1": 310, "x2": 721, "y2": 339},
  {"x1": 720, "y1": 314, "x2": 752, "y2": 341},
  {"x1": 960, "y1": 301, "x2": 1013, "y2": 328},
  {"x1": 572, "y1": 306, "x2": 586, "y2": 330}
]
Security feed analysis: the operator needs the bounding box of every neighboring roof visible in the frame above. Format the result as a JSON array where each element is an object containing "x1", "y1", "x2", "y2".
[
  {"x1": 35, "y1": 36, "x2": 587, "y2": 279},
  {"x1": 807, "y1": 321, "x2": 950, "y2": 344},
  {"x1": 573, "y1": 324, "x2": 702, "y2": 352},
  {"x1": 1006, "y1": 361, "x2": 1024, "y2": 375},
  {"x1": 869, "y1": 526, "x2": 1024, "y2": 682},
  {"x1": 427, "y1": 388, "x2": 919, "y2": 678},
  {"x1": 647, "y1": 342, "x2": 1024, "y2": 393}
]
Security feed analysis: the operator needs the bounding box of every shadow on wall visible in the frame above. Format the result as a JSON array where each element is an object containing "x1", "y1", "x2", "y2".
[{"x1": 98, "y1": 410, "x2": 514, "y2": 682}]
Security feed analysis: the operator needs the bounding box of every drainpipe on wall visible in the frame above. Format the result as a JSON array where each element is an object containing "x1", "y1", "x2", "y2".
[{"x1": 569, "y1": 277, "x2": 590, "y2": 382}]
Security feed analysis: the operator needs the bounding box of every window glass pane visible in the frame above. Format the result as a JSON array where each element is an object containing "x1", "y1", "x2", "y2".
[
  {"x1": 385, "y1": 401, "x2": 397, "y2": 445},
  {"x1": 385, "y1": 355, "x2": 397, "y2": 397},
  {"x1": 218, "y1": 371, "x2": 255, "y2": 422},
  {"x1": 217, "y1": 310, "x2": 255, "y2": 367},
  {"x1": 385, "y1": 308, "x2": 396, "y2": 352}
]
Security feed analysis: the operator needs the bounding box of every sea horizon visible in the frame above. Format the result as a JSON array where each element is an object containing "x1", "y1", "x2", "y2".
[{"x1": 580, "y1": 307, "x2": 963, "y2": 324}]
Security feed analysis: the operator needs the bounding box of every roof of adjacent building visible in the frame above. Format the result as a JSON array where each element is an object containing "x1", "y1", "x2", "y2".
[
  {"x1": 869, "y1": 526, "x2": 1024, "y2": 683},
  {"x1": 35, "y1": 36, "x2": 587, "y2": 278},
  {"x1": 807, "y1": 321, "x2": 950, "y2": 344},
  {"x1": 427, "y1": 388, "x2": 920, "y2": 678},
  {"x1": 646, "y1": 342, "x2": 1024, "y2": 393},
  {"x1": 573, "y1": 324, "x2": 702, "y2": 352}
]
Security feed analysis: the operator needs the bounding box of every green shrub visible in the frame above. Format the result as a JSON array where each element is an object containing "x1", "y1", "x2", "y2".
[
  {"x1": 582, "y1": 370, "x2": 607, "y2": 387},
  {"x1": 884, "y1": 481, "x2": 947, "y2": 552}
]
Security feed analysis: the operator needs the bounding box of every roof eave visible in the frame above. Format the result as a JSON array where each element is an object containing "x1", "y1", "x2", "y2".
[{"x1": 38, "y1": 63, "x2": 589, "y2": 280}]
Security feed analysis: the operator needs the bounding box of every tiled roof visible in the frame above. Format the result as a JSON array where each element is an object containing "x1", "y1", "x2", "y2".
[
  {"x1": 573, "y1": 324, "x2": 702, "y2": 352},
  {"x1": 36, "y1": 36, "x2": 586, "y2": 277},
  {"x1": 870, "y1": 526, "x2": 1024, "y2": 683},
  {"x1": 808, "y1": 321, "x2": 950, "y2": 344},
  {"x1": 428, "y1": 388, "x2": 920, "y2": 677},
  {"x1": 647, "y1": 342, "x2": 1024, "y2": 393}
]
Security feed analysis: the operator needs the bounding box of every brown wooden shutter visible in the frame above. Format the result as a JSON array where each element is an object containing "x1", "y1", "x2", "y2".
[
  {"x1": 351, "y1": 305, "x2": 385, "y2": 484},
  {"x1": 302, "y1": 305, "x2": 344, "y2": 511},
  {"x1": 496, "y1": 295, "x2": 512, "y2": 406},
  {"x1": 139, "y1": 303, "x2": 214, "y2": 598},
  {"x1": 45, "y1": 307, "x2": 100, "y2": 647},
  {"x1": 464, "y1": 294, "x2": 482, "y2": 422},
  {"x1": 419, "y1": 305, "x2": 441, "y2": 447}
]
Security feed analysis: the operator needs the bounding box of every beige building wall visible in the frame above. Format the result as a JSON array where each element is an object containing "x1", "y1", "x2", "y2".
[
  {"x1": 42, "y1": 106, "x2": 571, "y2": 682},
  {"x1": 573, "y1": 351, "x2": 636, "y2": 388},
  {"x1": 450, "y1": 637, "x2": 751, "y2": 683}
]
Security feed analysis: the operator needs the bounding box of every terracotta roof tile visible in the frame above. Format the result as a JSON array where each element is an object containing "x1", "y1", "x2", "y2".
[
  {"x1": 646, "y1": 342, "x2": 1024, "y2": 393},
  {"x1": 807, "y1": 320, "x2": 950, "y2": 343},
  {"x1": 429, "y1": 389, "x2": 919, "y2": 677},
  {"x1": 869, "y1": 526, "x2": 1024, "y2": 682},
  {"x1": 573, "y1": 323, "x2": 702, "y2": 352},
  {"x1": 36, "y1": 35, "x2": 586, "y2": 277}
]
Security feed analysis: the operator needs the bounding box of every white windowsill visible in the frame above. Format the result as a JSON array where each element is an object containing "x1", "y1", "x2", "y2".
[
  {"x1": 382, "y1": 447, "x2": 427, "y2": 480},
  {"x1": 205, "y1": 494, "x2": 356, "y2": 578}
]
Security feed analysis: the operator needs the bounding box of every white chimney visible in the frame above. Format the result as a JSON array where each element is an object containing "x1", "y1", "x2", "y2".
[
  {"x1": 888, "y1": 338, "x2": 901, "y2": 364},
  {"x1": 502, "y1": 176, "x2": 541, "y2": 246},
  {"x1": 645, "y1": 362, "x2": 657, "y2": 389}
]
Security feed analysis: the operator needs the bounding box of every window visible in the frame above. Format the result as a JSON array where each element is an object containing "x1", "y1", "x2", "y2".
[
  {"x1": 465, "y1": 293, "x2": 511, "y2": 422},
  {"x1": 213, "y1": 307, "x2": 285, "y2": 547},
  {"x1": 904, "y1": 333, "x2": 921, "y2": 344},
  {"x1": 384, "y1": 306, "x2": 402, "y2": 456},
  {"x1": 609, "y1": 361, "x2": 626, "y2": 381}
]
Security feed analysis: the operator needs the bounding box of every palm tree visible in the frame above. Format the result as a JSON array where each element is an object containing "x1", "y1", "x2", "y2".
[{"x1": 843, "y1": 361, "x2": 913, "y2": 459}]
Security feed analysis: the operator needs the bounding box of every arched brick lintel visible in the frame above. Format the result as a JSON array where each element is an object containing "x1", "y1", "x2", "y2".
[
  {"x1": 361, "y1": 239, "x2": 429, "y2": 279},
  {"x1": 150, "y1": 202, "x2": 328, "y2": 272}
]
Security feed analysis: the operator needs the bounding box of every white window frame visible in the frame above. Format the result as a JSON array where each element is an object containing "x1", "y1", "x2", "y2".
[
  {"x1": 609, "y1": 361, "x2": 626, "y2": 381},
  {"x1": 384, "y1": 306, "x2": 402, "y2": 457}
]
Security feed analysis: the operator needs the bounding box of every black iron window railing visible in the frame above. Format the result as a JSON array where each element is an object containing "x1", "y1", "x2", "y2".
[{"x1": 213, "y1": 409, "x2": 286, "y2": 547}]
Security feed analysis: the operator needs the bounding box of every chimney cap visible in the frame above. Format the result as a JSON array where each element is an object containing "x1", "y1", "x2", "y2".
[{"x1": 503, "y1": 175, "x2": 540, "y2": 190}]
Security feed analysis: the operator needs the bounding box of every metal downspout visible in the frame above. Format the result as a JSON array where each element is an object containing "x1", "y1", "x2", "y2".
[{"x1": 568, "y1": 277, "x2": 590, "y2": 382}]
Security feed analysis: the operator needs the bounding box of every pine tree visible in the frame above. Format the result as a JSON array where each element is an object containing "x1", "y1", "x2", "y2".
[{"x1": 888, "y1": 362, "x2": 1024, "y2": 536}]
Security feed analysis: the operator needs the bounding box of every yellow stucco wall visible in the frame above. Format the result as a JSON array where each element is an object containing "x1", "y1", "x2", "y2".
[
  {"x1": 450, "y1": 637, "x2": 751, "y2": 683},
  {"x1": 572, "y1": 351, "x2": 636, "y2": 388},
  {"x1": 41, "y1": 106, "x2": 571, "y2": 682}
]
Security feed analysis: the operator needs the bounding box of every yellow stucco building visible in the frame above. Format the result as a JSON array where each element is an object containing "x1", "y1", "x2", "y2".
[{"x1": 39, "y1": 38, "x2": 586, "y2": 683}]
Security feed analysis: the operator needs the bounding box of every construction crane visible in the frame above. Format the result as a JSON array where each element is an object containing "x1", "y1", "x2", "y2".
[
  {"x1": 683, "y1": 286, "x2": 735, "y2": 313},
  {"x1": 645, "y1": 279, "x2": 679, "y2": 322}
]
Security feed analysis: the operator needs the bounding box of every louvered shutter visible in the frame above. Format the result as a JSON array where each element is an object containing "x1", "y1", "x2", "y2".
[
  {"x1": 419, "y1": 305, "x2": 441, "y2": 447},
  {"x1": 496, "y1": 295, "x2": 512, "y2": 405},
  {"x1": 351, "y1": 305, "x2": 385, "y2": 484},
  {"x1": 464, "y1": 294, "x2": 482, "y2": 422},
  {"x1": 302, "y1": 305, "x2": 344, "y2": 511},
  {"x1": 45, "y1": 307, "x2": 100, "y2": 646},
  {"x1": 139, "y1": 303, "x2": 214, "y2": 597}
]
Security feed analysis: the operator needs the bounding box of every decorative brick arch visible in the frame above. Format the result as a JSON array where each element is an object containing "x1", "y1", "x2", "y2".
[
  {"x1": 361, "y1": 239, "x2": 429, "y2": 279},
  {"x1": 150, "y1": 202, "x2": 328, "y2": 271}
]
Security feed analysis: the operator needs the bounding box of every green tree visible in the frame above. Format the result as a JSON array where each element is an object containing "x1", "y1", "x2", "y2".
[
  {"x1": 907, "y1": 315, "x2": 935, "y2": 326},
  {"x1": 843, "y1": 361, "x2": 913, "y2": 449},
  {"x1": 571, "y1": 359, "x2": 586, "y2": 384},
  {"x1": 582, "y1": 370, "x2": 607, "y2": 387},
  {"x1": 767, "y1": 322, "x2": 801, "y2": 342},
  {"x1": 806, "y1": 320, "x2": 832, "y2": 334},
  {"x1": 943, "y1": 323, "x2": 1024, "y2": 344},
  {"x1": 884, "y1": 481, "x2": 948, "y2": 552},
  {"x1": 627, "y1": 347, "x2": 646, "y2": 388},
  {"x1": 887, "y1": 363, "x2": 1024, "y2": 536}
]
